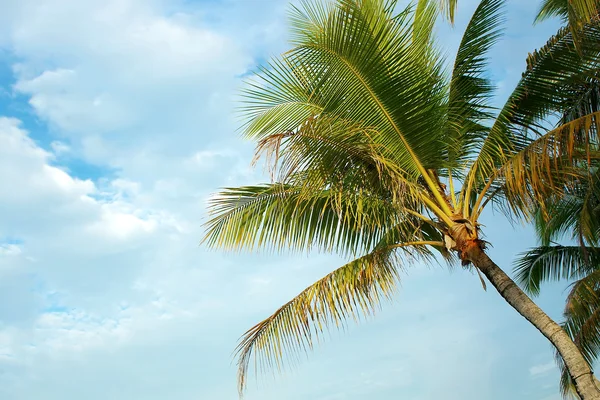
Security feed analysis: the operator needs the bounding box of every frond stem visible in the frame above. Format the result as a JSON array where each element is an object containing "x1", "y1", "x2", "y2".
[
  {"x1": 420, "y1": 194, "x2": 456, "y2": 227},
  {"x1": 472, "y1": 176, "x2": 496, "y2": 220},
  {"x1": 389, "y1": 241, "x2": 444, "y2": 249},
  {"x1": 448, "y1": 170, "x2": 459, "y2": 210}
]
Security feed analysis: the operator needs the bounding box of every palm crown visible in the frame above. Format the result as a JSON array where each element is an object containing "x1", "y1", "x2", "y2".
[{"x1": 202, "y1": 0, "x2": 600, "y2": 396}]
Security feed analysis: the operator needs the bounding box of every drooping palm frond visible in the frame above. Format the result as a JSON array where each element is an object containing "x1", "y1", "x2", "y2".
[
  {"x1": 515, "y1": 245, "x2": 600, "y2": 296},
  {"x1": 203, "y1": 184, "x2": 423, "y2": 256},
  {"x1": 235, "y1": 239, "x2": 441, "y2": 395},
  {"x1": 539, "y1": 163, "x2": 600, "y2": 248},
  {"x1": 438, "y1": 0, "x2": 459, "y2": 23},
  {"x1": 532, "y1": 184, "x2": 598, "y2": 246},
  {"x1": 535, "y1": 0, "x2": 600, "y2": 49},
  {"x1": 536, "y1": 0, "x2": 599, "y2": 23},
  {"x1": 252, "y1": 114, "x2": 427, "y2": 206},
  {"x1": 486, "y1": 111, "x2": 600, "y2": 219}
]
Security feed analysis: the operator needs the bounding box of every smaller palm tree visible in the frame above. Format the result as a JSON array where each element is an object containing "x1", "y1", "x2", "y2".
[
  {"x1": 515, "y1": 39, "x2": 600, "y2": 397},
  {"x1": 516, "y1": 166, "x2": 600, "y2": 398}
]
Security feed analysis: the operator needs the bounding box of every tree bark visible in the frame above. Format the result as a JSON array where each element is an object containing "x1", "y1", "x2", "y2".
[{"x1": 468, "y1": 246, "x2": 600, "y2": 400}]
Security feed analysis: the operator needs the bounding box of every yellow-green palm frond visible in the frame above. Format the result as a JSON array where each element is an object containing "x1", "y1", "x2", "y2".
[
  {"x1": 234, "y1": 240, "x2": 441, "y2": 395},
  {"x1": 438, "y1": 0, "x2": 459, "y2": 24},
  {"x1": 202, "y1": 184, "x2": 428, "y2": 257},
  {"x1": 464, "y1": 20, "x2": 600, "y2": 215},
  {"x1": 252, "y1": 115, "x2": 427, "y2": 206},
  {"x1": 536, "y1": 0, "x2": 600, "y2": 50},
  {"x1": 536, "y1": 0, "x2": 599, "y2": 23},
  {"x1": 486, "y1": 111, "x2": 600, "y2": 219}
]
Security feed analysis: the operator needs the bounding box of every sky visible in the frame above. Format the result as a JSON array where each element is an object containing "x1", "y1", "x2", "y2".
[{"x1": 0, "y1": 0, "x2": 579, "y2": 399}]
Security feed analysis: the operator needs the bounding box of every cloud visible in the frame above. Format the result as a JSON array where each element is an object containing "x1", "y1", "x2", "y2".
[
  {"x1": 530, "y1": 362, "x2": 556, "y2": 377},
  {"x1": 0, "y1": 0, "x2": 573, "y2": 399}
]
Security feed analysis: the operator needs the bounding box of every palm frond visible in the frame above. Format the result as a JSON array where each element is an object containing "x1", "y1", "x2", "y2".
[
  {"x1": 481, "y1": 111, "x2": 600, "y2": 219},
  {"x1": 564, "y1": 271, "x2": 600, "y2": 360},
  {"x1": 438, "y1": 0, "x2": 459, "y2": 24},
  {"x1": 533, "y1": 192, "x2": 590, "y2": 246},
  {"x1": 528, "y1": 163, "x2": 600, "y2": 251},
  {"x1": 235, "y1": 240, "x2": 439, "y2": 395},
  {"x1": 252, "y1": 115, "x2": 425, "y2": 206},
  {"x1": 465, "y1": 21, "x2": 600, "y2": 217},
  {"x1": 242, "y1": 0, "x2": 454, "y2": 213},
  {"x1": 413, "y1": 0, "x2": 440, "y2": 61},
  {"x1": 555, "y1": 347, "x2": 581, "y2": 399},
  {"x1": 536, "y1": 0, "x2": 599, "y2": 23},
  {"x1": 535, "y1": 0, "x2": 600, "y2": 50},
  {"x1": 203, "y1": 183, "x2": 430, "y2": 257},
  {"x1": 515, "y1": 245, "x2": 600, "y2": 296},
  {"x1": 446, "y1": 0, "x2": 504, "y2": 170}
]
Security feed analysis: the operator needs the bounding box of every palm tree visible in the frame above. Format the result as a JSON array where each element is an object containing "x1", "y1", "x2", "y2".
[
  {"x1": 202, "y1": 0, "x2": 600, "y2": 397},
  {"x1": 515, "y1": 49, "x2": 600, "y2": 398},
  {"x1": 515, "y1": 163, "x2": 600, "y2": 398}
]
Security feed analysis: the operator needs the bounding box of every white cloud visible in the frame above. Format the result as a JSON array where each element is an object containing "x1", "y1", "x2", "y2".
[
  {"x1": 0, "y1": 244, "x2": 22, "y2": 257},
  {"x1": 530, "y1": 362, "x2": 556, "y2": 377},
  {"x1": 0, "y1": 0, "x2": 574, "y2": 399}
]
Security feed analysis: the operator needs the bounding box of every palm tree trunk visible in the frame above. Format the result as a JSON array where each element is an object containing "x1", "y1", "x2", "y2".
[{"x1": 468, "y1": 245, "x2": 600, "y2": 400}]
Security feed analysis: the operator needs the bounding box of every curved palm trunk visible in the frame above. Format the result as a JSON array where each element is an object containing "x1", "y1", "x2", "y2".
[{"x1": 467, "y1": 246, "x2": 600, "y2": 400}]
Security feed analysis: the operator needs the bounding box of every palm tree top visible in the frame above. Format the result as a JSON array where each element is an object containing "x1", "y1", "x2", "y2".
[{"x1": 202, "y1": 0, "x2": 600, "y2": 395}]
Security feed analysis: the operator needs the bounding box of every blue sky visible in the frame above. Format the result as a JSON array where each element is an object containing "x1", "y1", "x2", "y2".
[{"x1": 0, "y1": 0, "x2": 579, "y2": 399}]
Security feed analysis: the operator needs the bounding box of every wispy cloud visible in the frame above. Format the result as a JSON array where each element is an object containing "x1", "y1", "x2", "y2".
[
  {"x1": 530, "y1": 362, "x2": 556, "y2": 377},
  {"x1": 0, "y1": 0, "x2": 571, "y2": 399}
]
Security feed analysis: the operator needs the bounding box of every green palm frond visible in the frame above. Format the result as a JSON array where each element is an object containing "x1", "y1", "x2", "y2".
[
  {"x1": 235, "y1": 240, "x2": 440, "y2": 395},
  {"x1": 564, "y1": 271, "x2": 600, "y2": 360},
  {"x1": 203, "y1": 184, "x2": 432, "y2": 257},
  {"x1": 559, "y1": 71, "x2": 600, "y2": 123},
  {"x1": 241, "y1": 0, "x2": 454, "y2": 214},
  {"x1": 534, "y1": 192, "x2": 592, "y2": 246},
  {"x1": 414, "y1": 0, "x2": 440, "y2": 60},
  {"x1": 536, "y1": 0, "x2": 599, "y2": 23},
  {"x1": 530, "y1": 161, "x2": 600, "y2": 247},
  {"x1": 555, "y1": 347, "x2": 581, "y2": 399},
  {"x1": 446, "y1": 0, "x2": 504, "y2": 180},
  {"x1": 515, "y1": 245, "x2": 600, "y2": 296}
]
